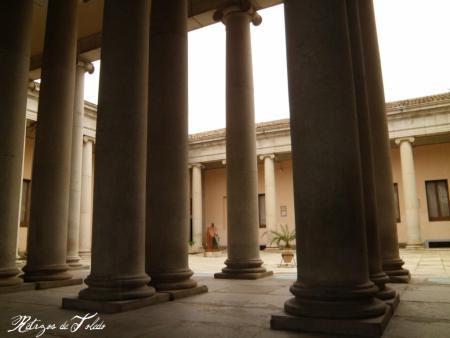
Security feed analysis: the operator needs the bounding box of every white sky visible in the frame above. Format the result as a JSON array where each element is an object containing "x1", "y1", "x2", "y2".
[{"x1": 83, "y1": 0, "x2": 450, "y2": 134}]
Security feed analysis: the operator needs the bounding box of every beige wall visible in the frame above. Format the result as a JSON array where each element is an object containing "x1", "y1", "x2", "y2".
[
  {"x1": 18, "y1": 133, "x2": 450, "y2": 251},
  {"x1": 202, "y1": 159, "x2": 295, "y2": 247},
  {"x1": 393, "y1": 142, "x2": 450, "y2": 244}
]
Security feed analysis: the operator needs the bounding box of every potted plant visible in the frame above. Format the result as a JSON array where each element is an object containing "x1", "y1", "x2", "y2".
[{"x1": 268, "y1": 224, "x2": 296, "y2": 264}]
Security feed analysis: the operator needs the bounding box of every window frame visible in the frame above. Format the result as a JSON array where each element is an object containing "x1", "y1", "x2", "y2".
[
  {"x1": 20, "y1": 179, "x2": 31, "y2": 227},
  {"x1": 393, "y1": 183, "x2": 401, "y2": 223},
  {"x1": 258, "y1": 193, "x2": 266, "y2": 228},
  {"x1": 425, "y1": 179, "x2": 450, "y2": 222}
]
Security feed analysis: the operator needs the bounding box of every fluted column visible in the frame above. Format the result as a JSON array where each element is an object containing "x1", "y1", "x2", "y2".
[
  {"x1": 213, "y1": 4, "x2": 271, "y2": 280},
  {"x1": 23, "y1": 0, "x2": 78, "y2": 282},
  {"x1": 191, "y1": 164, "x2": 204, "y2": 252},
  {"x1": 146, "y1": 0, "x2": 198, "y2": 292},
  {"x1": 260, "y1": 154, "x2": 277, "y2": 239},
  {"x1": 396, "y1": 137, "x2": 422, "y2": 248},
  {"x1": 79, "y1": 136, "x2": 94, "y2": 256},
  {"x1": 359, "y1": 0, "x2": 410, "y2": 282},
  {"x1": 77, "y1": 0, "x2": 155, "y2": 301},
  {"x1": 272, "y1": 1, "x2": 387, "y2": 335},
  {"x1": 0, "y1": 0, "x2": 33, "y2": 287},
  {"x1": 67, "y1": 60, "x2": 94, "y2": 266},
  {"x1": 346, "y1": 0, "x2": 396, "y2": 303}
]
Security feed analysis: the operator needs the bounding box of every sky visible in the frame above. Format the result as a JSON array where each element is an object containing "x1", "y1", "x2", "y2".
[{"x1": 83, "y1": 0, "x2": 450, "y2": 134}]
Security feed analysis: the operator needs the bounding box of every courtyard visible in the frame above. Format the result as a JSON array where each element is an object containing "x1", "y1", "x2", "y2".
[{"x1": 1, "y1": 249, "x2": 449, "y2": 338}]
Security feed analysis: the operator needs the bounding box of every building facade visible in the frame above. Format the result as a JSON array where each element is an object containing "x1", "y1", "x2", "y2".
[{"x1": 18, "y1": 90, "x2": 450, "y2": 253}]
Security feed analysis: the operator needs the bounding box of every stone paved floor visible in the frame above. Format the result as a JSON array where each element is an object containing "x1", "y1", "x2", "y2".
[{"x1": 0, "y1": 249, "x2": 449, "y2": 337}]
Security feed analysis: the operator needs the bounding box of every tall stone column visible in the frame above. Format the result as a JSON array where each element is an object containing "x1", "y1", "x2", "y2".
[
  {"x1": 260, "y1": 155, "x2": 277, "y2": 239},
  {"x1": 0, "y1": 0, "x2": 33, "y2": 287},
  {"x1": 359, "y1": 0, "x2": 410, "y2": 283},
  {"x1": 67, "y1": 61, "x2": 94, "y2": 266},
  {"x1": 191, "y1": 164, "x2": 204, "y2": 252},
  {"x1": 396, "y1": 137, "x2": 422, "y2": 248},
  {"x1": 147, "y1": 0, "x2": 202, "y2": 295},
  {"x1": 213, "y1": 4, "x2": 271, "y2": 280},
  {"x1": 23, "y1": 0, "x2": 78, "y2": 283},
  {"x1": 271, "y1": 1, "x2": 387, "y2": 335},
  {"x1": 74, "y1": 0, "x2": 155, "y2": 303},
  {"x1": 346, "y1": 0, "x2": 396, "y2": 304},
  {"x1": 79, "y1": 136, "x2": 94, "y2": 256}
]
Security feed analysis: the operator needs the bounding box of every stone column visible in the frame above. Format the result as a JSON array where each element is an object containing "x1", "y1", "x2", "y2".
[
  {"x1": 191, "y1": 164, "x2": 204, "y2": 252},
  {"x1": 260, "y1": 154, "x2": 277, "y2": 240},
  {"x1": 23, "y1": 0, "x2": 78, "y2": 282},
  {"x1": 396, "y1": 137, "x2": 422, "y2": 247},
  {"x1": 75, "y1": 0, "x2": 155, "y2": 302},
  {"x1": 213, "y1": 4, "x2": 271, "y2": 280},
  {"x1": 346, "y1": 0, "x2": 396, "y2": 303},
  {"x1": 271, "y1": 1, "x2": 387, "y2": 335},
  {"x1": 0, "y1": 0, "x2": 33, "y2": 287},
  {"x1": 147, "y1": 0, "x2": 200, "y2": 294},
  {"x1": 359, "y1": 0, "x2": 410, "y2": 282},
  {"x1": 79, "y1": 136, "x2": 94, "y2": 256},
  {"x1": 67, "y1": 61, "x2": 94, "y2": 266}
]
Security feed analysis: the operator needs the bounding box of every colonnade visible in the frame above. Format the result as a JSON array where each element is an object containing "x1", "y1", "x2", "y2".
[{"x1": 0, "y1": 0, "x2": 412, "y2": 335}]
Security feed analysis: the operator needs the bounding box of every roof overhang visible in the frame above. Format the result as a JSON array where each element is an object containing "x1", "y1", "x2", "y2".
[{"x1": 29, "y1": 0, "x2": 283, "y2": 79}]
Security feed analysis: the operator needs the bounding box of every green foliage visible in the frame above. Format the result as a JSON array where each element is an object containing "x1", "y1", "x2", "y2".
[
  {"x1": 188, "y1": 240, "x2": 195, "y2": 247},
  {"x1": 268, "y1": 224, "x2": 296, "y2": 249}
]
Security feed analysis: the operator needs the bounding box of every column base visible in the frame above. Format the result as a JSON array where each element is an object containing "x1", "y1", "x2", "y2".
[
  {"x1": 271, "y1": 305, "x2": 392, "y2": 337},
  {"x1": 149, "y1": 269, "x2": 198, "y2": 291},
  {"x1": 405, "y1": 243, "x2": 423, "y2": 249},
  {"x1": 386, "y1": 270, "x2": 411, "y2": 283},
  {"x1": 215, "y1": 258, "x2": 273, "y2": 280},
  {"x1": 384, "y1": 292, "x2": 400, "y2": 312},
  {"x1": 0, "y1": 268, "x2": 25, "y2": 287},
  {"x1": 0, "y1": 282, "x2": 36, "y2": 294},
  {"x1": 67, "y1": 255, "x2": 82, "y2": 264},
  {"x1": 215, "y1": 270, "x2": 273, "y2": 280},
  {"x1": 376, "y1": 285, "x2": 397, "y2": 301},
  {"x1": 79, "y1": 250, "x2": 91, "y2": 258},
  {"x1": 22, "y1": 264, "x2": 72, "y2": 282},
  {"x1": 80, "y1": 274, "x2": 155, "y2": 301},
  {"x1": 383, "y1": 258, "x2": 411, "y2": 284},
  {"x1": 160, "y1": 285, "x2": 208, "y2": 300},
  {"x1": 36, "y1": 278, "x2": 83, "y2": 290},
  {"x1": 63, "y1": 293, "x2": 170, "y2": 314}
]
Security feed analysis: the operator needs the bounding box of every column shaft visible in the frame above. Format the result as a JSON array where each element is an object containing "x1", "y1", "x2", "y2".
[
  {"x1": 263, "y1": 155, "x2": 277, "y2": 240},
  {"x1": 281, "y1": 0, "x2": 385, "y2": 320},
  {"x1": 79, "y1": 137, "x2": 94, "y2": 256},
  {"x1": 397, "y1": 138, "x2": 421, "y2": 247},
  {"x1": 146, "y1": 0, "x2": 197, "y2": 291},
  {"x1": 24, "y1": 0, "x2": 78, "y2": 282},
  {"x1": 79, "y1": 0, "x2": 154, "y2": 301},
  {"x1": 359, "y1": 0, "x2": 410, "y2": 282},
  {"x1": 66, "y1": 62, "x2": 92, "y2": 265},
  {"x1": 214, "y1": 5, "x2": 270, "y2": 279},
  {"x1": 346, "y1": 0, "x2": 396, "y2": 301},
  {"x1": 191, "y1": 164, "x2": 203, "y2": 251},
  {"x1": 0, "y1": 0, "x2": 33, "y2": 286}
]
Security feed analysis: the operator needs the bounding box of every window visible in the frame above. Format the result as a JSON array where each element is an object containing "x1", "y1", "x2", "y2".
[
  {"x1": 425, "y1": 180, "x2": 450, "y2": 221},
  {"x1": 20, "y1": 180, "x2": 31, "y2": 227},
  {"x1": 258, "y1": 194, "x2": 266, "y2": 228},
  {"x1": 393, "y1": 183, "x2": 401, "y2": 223}
]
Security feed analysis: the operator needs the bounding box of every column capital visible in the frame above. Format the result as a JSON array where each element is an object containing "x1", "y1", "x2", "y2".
[
  {"x1": 259, "y1": 154, "x2": 276, "y2": 161},
  {"x1": 83, "y1": 135, "x2": 95, "y2": 144},
  {"x1": 213, "y1": 1, "x2": 262, "y2": 26},
  {"x1": 28, "y1": 80, "x2": 38, "y2": 92},
  {"x1": 77, "y1": 59, "x2": 95, "y2": 74},
  {"x1": 395, "y1": 137, "x2": 415, "y2": 146},
  {"x1": 190, "y1": 163, "x2": 204, "y2": 170}
]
